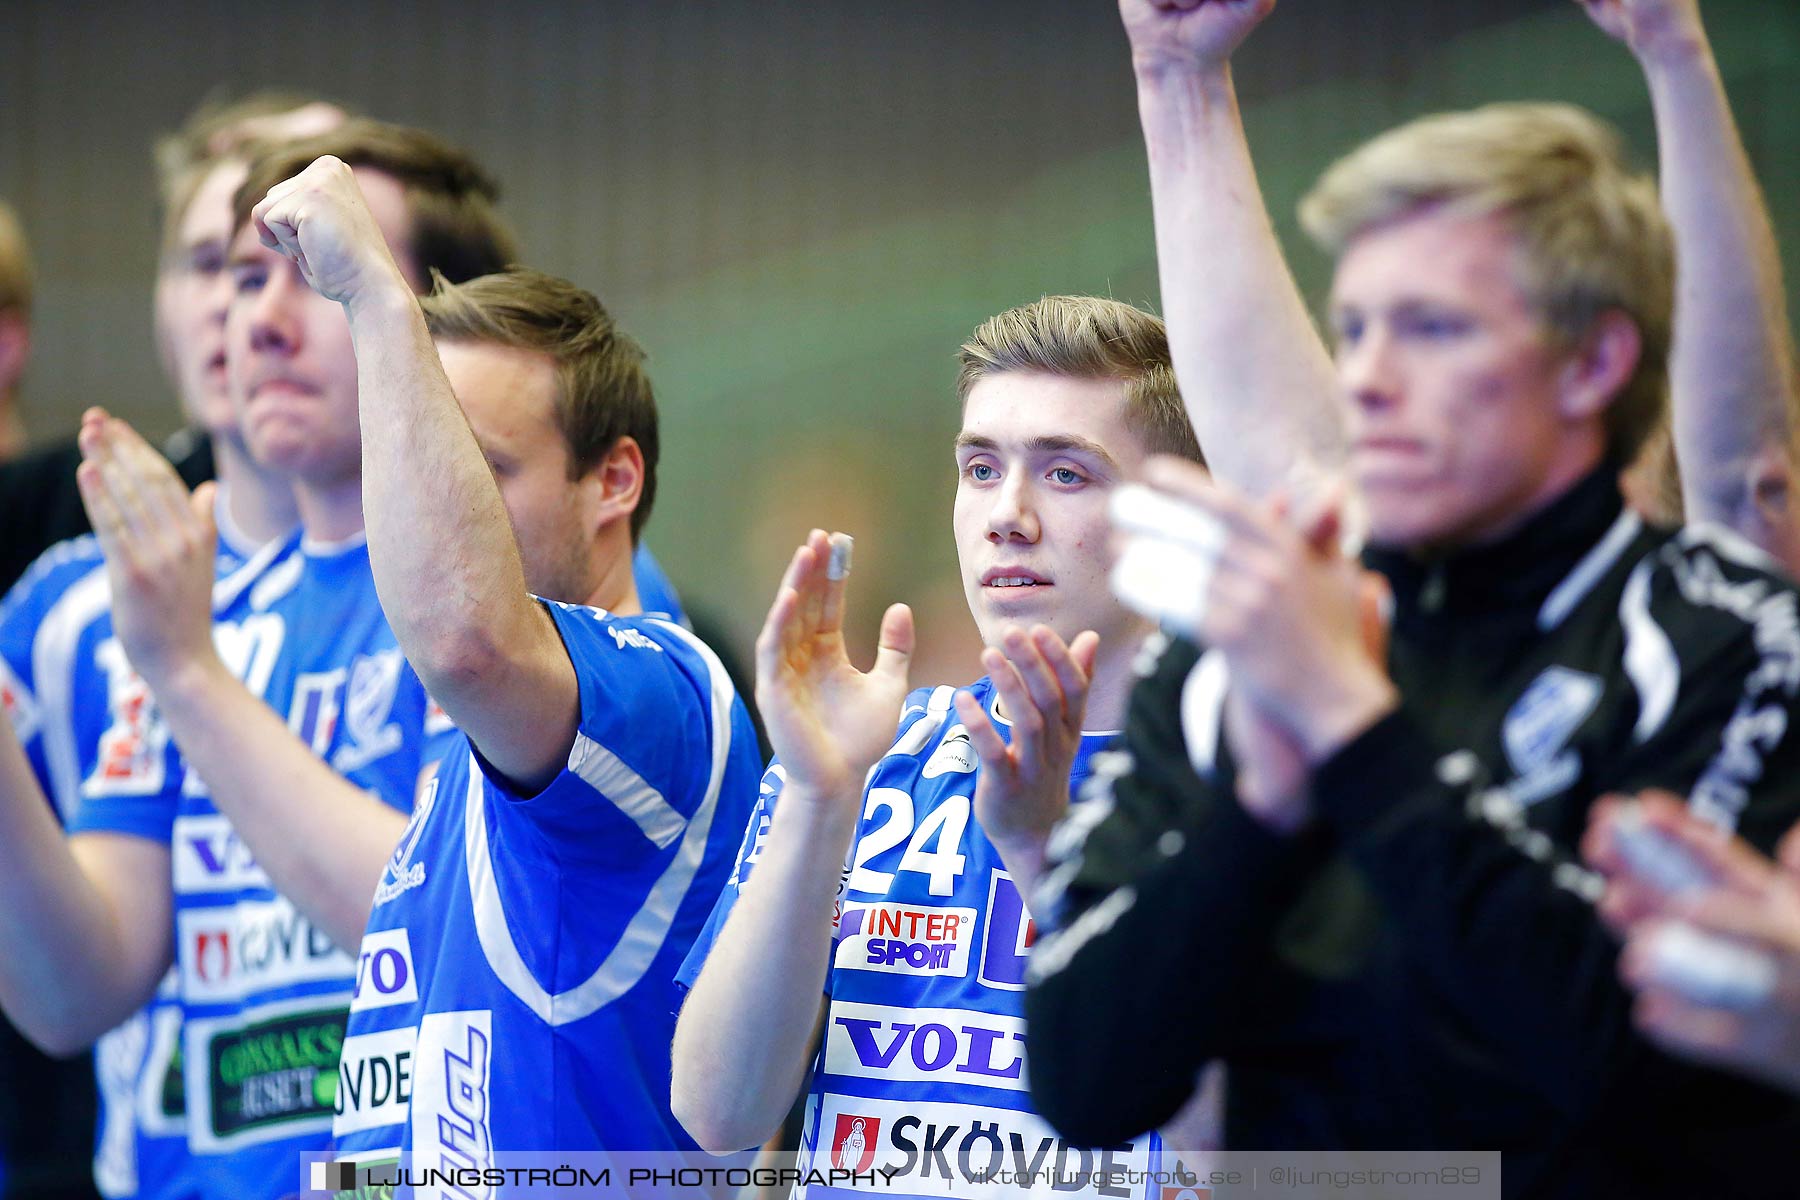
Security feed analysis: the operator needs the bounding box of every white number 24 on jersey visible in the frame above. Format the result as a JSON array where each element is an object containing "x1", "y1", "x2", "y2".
[{"x1": 846, "y1": 788, "x2": 969, "y2": 897}]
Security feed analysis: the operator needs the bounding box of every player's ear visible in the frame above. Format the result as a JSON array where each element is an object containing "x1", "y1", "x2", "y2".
[
  {"x1": 1556, "y1": 309, "x2": 1641, "y2": 425},
  {"x1": 589, "y1": 436, "x2": 644, "y2": 535}
]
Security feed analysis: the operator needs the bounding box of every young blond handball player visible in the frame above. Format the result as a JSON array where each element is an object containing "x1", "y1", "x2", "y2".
[{"x1": 1026, "y1": 3, "x2": 1800, "y2": 1197}]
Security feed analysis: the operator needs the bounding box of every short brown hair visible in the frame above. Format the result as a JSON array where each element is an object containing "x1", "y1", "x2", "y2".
[
  {"x1": 234, "y1": 119, "x2": 519, "y2": 285},
  {"x1": 422, "y1": 268, "x2": 660, "y2": 541},
  {"x1": 0, "y1": 202, "x2": 32, "y2": 316},
  {"x1": 1299, "y1": 101, "x2": 1672, "y2": 465},
  {"x1": 957, "y1": 295, "x2": 1204, "y2": 465}
]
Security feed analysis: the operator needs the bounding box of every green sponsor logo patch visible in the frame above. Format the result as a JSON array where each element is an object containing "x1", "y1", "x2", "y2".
[{"x1": 207, "y1": 1007, "x2": 346, "y2": 1138}]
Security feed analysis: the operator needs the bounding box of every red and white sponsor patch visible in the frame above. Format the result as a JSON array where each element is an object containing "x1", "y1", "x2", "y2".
[{"x1": 835, "y1": 903, "x2": 976, "y2": 978}]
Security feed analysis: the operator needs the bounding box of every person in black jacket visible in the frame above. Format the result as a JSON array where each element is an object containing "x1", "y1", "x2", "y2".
[{"x1": 1024, "y1": 2, "x2": 1800, "y2": 1196}]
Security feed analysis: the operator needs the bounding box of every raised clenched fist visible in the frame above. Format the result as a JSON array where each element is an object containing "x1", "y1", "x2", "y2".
[
  {"x1": 250, "y1": 155, "x2": 411, "y2": 310},
  {"x1": 1118, "y1": 0, "x2": 1278, "y2": 75},
  {"x1": 1574, "y1": 0, "x2": 1708, "y2": 65}
]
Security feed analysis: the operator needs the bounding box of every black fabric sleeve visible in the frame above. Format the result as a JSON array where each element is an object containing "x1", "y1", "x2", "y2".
[
  {"x1": 1024, "y1": 639, "x2": 1323, "y2": 1147},
  {"x1": 1313, "y1": 703, "x2": 1800, "y2": 1152},
  {"x1": 0, "y1": 440, "x2": 85, "y2": 593}
]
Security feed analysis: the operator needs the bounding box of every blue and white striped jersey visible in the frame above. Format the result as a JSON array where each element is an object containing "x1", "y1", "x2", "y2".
[
  {"x1": 678, "y1": 679, "x2": 1165, "y2": 1200},
  {"x1": 0, "y1": 503, "x2": 271, "y2": 1200},
  {"x1": 69, "y1": 531, "x2": 455, "y2": 1200},
  {"x1": 331, "y1": 600, "x2": 761, "y2": 1174}
]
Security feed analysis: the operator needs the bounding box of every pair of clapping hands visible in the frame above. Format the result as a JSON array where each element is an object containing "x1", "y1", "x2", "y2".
[
  {"x1": 1118, "y1": 465, "x2": 1800, "y2": 1095},
  {"x1": 1584, "y1": 797, "x2": 1800, "y2": 1094},
  {"x1": 1112, "y1": 457, "x2": 1397, "y2": 832}
]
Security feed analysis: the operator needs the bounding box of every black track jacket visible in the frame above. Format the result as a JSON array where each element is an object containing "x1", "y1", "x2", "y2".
[{"x1": 1025, "y1": 468, "x2": 1800, "y2": 1199}]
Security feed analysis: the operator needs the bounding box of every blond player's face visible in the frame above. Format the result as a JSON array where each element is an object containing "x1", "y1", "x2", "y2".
[{"x1": 1330, "y1": 208, "x2": 1596, "y2": 552}]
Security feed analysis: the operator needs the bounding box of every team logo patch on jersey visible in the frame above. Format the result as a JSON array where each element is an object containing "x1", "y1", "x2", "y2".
[
  {"x1": 334, "y1": 650, "x2": 404, "y2": 772},
  {"x1": 185, "y1": 997, "x2": 348, "y2": 1151},
  {"x1": 374, "y1": 776, "x2": 437, "y2": 907},
  {"x1": 811, "y1": 1093, "x2": 1150, "y2": 1199},
  {"x1": 607, "y1": 625, "x2": 664, "y2": 653},
  {"x1": 409, "y1": 1011, "x2": 493, "y2": 1183},
  {"x1": 1503, "y1": 666, "x2": 1602, "y2": 777},
  {"x1": 831, "y1": 1114, "x2": 881, "y2": 1173},
  {"x1": 173, "y1": 815, "x2": 271, "y2": 893},
  {"x1": 350, "y1": 929, "x2": 419, "y2": 1013},
  {"x1": 86, "y1": 639, "x2": 169, "y2": 796},
  {"x1": 922, "y1": 726, "x2": 978, "y2": 778},
  {"x1": 836, "y1": 904, "x2": 976, "y2": 977},
  {"x1": 333, "y1": 1025, "x2": 417, "y2": 1137}
]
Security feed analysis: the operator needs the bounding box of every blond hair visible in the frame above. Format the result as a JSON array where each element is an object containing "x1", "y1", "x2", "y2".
[
  {"x1": 1299, "y1": 102, "x2": 1672, "y2": 463},
  {"x1": 155, "y1": 91, "x2": 350, "y2": 255},
  {"x1": 422, "y1": 268, "x2": 660, "y2": 541},
  {"x1": 0, "y1": 202, "x2": 31, "y2": 316},
  {"x1": 957, "y1": 295, "x2": 1204, "y2": 465}
]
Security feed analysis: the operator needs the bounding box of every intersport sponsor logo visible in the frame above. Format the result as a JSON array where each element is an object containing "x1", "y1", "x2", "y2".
[
  {"x1": 836, "y1": 904, "x2": 976, "y2": 978},
  {"x1": 178, "y1": 897, "x2": 353, "y2": 1004},
  {"x1": 822, "y1": 1000, "x2": 1026, "y2": 1094}
]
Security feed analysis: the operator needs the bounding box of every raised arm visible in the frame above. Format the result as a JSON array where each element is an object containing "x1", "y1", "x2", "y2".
[
  {"x1": 0, "y1": 705, "x2": 171, "y2": 1054},
  {"x1": 1581, "y1": 0, "x2": 1800, "y2": 568},
  {"x1": 1119, "y1": 0, "x2": 1345, "y2": 493},
  {"x1": 251, "y1": 158, "x2": 577, "y2": 790},
  {"x1": 672, "y1": 531, "x2": 913, "y2": 1153}
]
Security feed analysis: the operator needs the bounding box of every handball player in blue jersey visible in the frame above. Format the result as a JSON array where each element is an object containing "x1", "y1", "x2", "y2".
[
  {"x1": 238, "y1": 155, "x2": 760, "y2": 1167},
  {"x1": 670, "y1": 296, "x2": 1215, "y2": 1198},
  {"x1": 0, "y1": 122, "x2": 520, "y2": 1200},
  {"x1": 0, "y1": 139, "x2": 308, "y2": 1200},
  {"x1": 0, "y1": 143, "x2": 312, "y2": 1200}
]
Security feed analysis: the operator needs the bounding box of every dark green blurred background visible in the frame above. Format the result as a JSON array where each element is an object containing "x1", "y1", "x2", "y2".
[{"x1": 2, "y1": 0, "x2": 1795, "y2": 676}]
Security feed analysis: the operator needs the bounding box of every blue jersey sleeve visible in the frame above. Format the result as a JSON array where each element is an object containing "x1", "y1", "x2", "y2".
[
  {"x1": 0, "y1": 577, "x2": 49, "y2": 781},
  {"x1": 466, "y1": 601, "x2": 723, "y2": 864},
  {"x1": 64, "y1": 747, "x2": 181, "y2": 843},
  {"x1": 673, "y1": 757, "x2": 787, "y2": 993},
  {"x1": 444, "y1": 599, "x2": 756, "y2": 1000},
  {"x1": 1, "y1": 539, "x2": 156, "y2": 831},
  {"x1": 0, "y1": 537, "x2": 108, "y2": 762}
]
